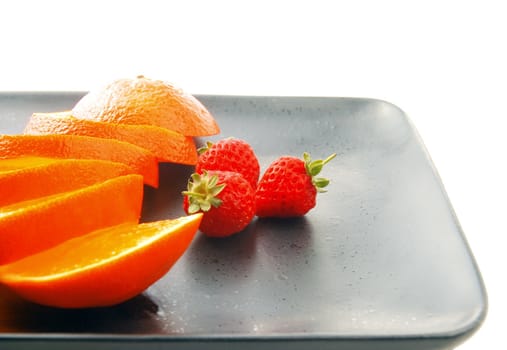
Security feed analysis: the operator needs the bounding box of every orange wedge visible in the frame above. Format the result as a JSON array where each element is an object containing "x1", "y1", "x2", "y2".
[
  {"x1": 0, "y1": 214, "x2": 202, "y2": 308},
  {"x1": 25, "y1": 111, "x2": 198, "y2": 164},
  {"x1": 0, "y1": 156, "x2": 62, "y2": 172},
  {"x1": 72, "y1": 76, "x2": 220, "y2": 136},
  {"x1": 0, "y1": 157, "x2": 135, "y2": 207},
  {"x1": 0, "y1": 174, "x2": 143, "y2": 265},
  {"x1": 0, "y1": 134, "x2": 159, "y2": 187}
]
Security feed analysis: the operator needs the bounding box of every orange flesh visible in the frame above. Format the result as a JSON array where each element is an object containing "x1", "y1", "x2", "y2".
[
  {"x1": 0, "y1": 134, "x2": 159, "y2": 187},
  {"x1": 25, "y1": 112, "x2": 198, "y2": 164},
  {"x1": 0, "y1": 174, "x2": 143, "y2": 265},
  {"x1": 0, "y1": 156, "x2": 60, "y2": 172},
  {"x1": 0, "y1": 157, "x2": 134, "y2": 207},
  {"x1": 0, "y1": 214, "x2": 202, "y2": 308},
  {"x1": 5, "y1": 219, "x2": 191, "y2": 279}
]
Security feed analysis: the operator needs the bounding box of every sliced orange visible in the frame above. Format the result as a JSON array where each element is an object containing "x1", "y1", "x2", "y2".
[
  {"x1": 0, "y1": 156, "x2": 61, "y2": 172},
  {"x1": 72, "y1": 76, "x2": 220, "y2": 137},
  {"x1": 0, "y1": 214, "x2": 202, "y2": 308},
  {"x1": 0, "y1": 134, "x2": 159, "y2": 188},
  {"x1": 0, "y1": 157, "x2": 135, "y2": 207},
  {"x1": 25, "y1": 111, "x2": 198, "y2": 164},
  {"x1": 0, "y1": 174, "x2": 143, "y2": 265}
]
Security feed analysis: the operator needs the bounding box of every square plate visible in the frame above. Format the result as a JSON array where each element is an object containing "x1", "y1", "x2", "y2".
[{"x1": 0, "y1": 93, "x2": 487, "y2": 349}]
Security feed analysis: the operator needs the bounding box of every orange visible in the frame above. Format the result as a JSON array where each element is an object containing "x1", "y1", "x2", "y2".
[
  {"x1": 25, "y1": 111, "x2": 198, "y2": 164},
  {"x1": 0, "y1": 134, "x2": 159, "y2": 188},
  {"x1": 72, "y1": 76, "x2": 220, "y2": 137},
  {"x1": 0, "y1": 157, "x2": 135, "y2": 207},
  {"x1": 0, "y1": 213, "x2": 202, "y2": 308},
  {"x1": 0, "y1": 174, "x2": 143, "y2": 265},
  {"x1": 0, "y1": 156, "x2": 61, "y2": 172}
]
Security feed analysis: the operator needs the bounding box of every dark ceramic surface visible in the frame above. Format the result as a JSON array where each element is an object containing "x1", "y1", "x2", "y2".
[{"x1": 0, "y1": 93, "x2": 487, "y2": 349}]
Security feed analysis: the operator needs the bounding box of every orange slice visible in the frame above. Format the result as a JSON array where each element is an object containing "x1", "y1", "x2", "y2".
[
  {"x1": 25, "y1": 111, "x2": 198, "y2": 164},
  {"x1": 0, "y1": 157, "x2": 135, "y2": 207},
  {"x1": 0, "y1": 174, "x2": 143, "y2": 265},
  {"x1": 0, "y1": 134, "x2": 159, "y2": 188},
  {"x1": 0, "y1": 156, "x2": 61, "y2": 172},
  {"x1": 72, "y1": 76, "x2": 220, "y2": 136},
  {"x1": 0, "y1": 214, "x2": 202, "y2": 308}
]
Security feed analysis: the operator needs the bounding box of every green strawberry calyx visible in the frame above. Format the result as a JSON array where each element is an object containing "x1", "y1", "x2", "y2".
[
  {"x1": 197, "y1": 141, "x2": 214, "y2": 155},
  {"x1": 303, "y1": 152, "x2": 337, "y2": 193},
  {"x1": 197, "y1": 137, "x2": 238, "y2": 155},
  {"x1": 182, "y1": 171, "x2": 225, "y2": 213}
]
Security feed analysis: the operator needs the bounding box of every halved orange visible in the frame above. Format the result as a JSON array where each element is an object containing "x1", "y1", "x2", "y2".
[
  {"x1": 25, "y1": 111, "x2": 198, "y2": 164},
  {"x1": 0, "y1": 213, "x2": 202, "y2": 308},
  {"x1": 0, "y1": 174, "x2": 143, "y2": 265},
  {"x1": 0, "y1": 134, "x2": 159, "y2": 188},
  {"x1": 72, "y1": 76, "x2": 220, "y2": 136},
  {"x1": 0, "y1": 157, "x2": 135, "y2": 207}
]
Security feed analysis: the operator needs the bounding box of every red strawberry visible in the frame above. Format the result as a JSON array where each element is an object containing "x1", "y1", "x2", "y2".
[
  {"x1": 255, "y1": 152, "x2": 336, "y2": 217},
  {"x1": 182, "y1": 170, "x2": 256, "y2": 237},
  {"x1": 196, "y1": 138, "x2": 260, "y2": 189}
]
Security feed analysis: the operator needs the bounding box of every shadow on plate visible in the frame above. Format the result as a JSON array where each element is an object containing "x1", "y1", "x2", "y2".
[{"x1": 0, "y1": 285, "x2": 165, "y2": 334}]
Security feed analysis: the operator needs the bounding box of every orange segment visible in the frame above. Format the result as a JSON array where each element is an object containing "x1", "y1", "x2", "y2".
[
  {"x1": 0, "y1": 156, "x2": 61, "y2": 171},
  {"x1": 0, "y1": 134, "x2": 159, "y2": 188},
  {"x1": 72, "y1": 76, "x2": 220, "y2": 137},
  {"x1": 25, "y1": 111, "x2": 198, "y2": 164},
  {"x1": 0, "y1": 214, "x2": 202, "y2": 308},
  {"x1": 0, "y1": 157, "x2": 135, "y2": 207},
  {"x1": 0, "y1": 174, "x2": 143, "y2": 265}
]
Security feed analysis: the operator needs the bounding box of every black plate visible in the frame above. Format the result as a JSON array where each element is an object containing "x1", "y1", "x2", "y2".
[{"x1": 0, "y1": 93, "x2": 487, "y2": 349}]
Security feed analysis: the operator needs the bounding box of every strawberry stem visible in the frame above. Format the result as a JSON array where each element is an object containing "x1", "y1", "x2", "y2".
[
  {"x1": 303, "y1": 152, "x2": 336, "y2": 193},
  {"x1": 182, "y1": 171, "x2": 225, "y2": 213},
  {"x1": 197, "y1": 141, "x2": 214, "y2": 155}
]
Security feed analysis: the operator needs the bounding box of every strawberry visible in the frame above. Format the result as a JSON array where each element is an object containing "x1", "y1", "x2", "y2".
[
  {"x1": 196, "y1": 138, "x2": 260, "y2": 189},
  {"x1": 255, "y1": 152, "x2": 336, "y2": 217},
  {"x1": 182, "y1": 170, "x2": 256, "y2": 237}
]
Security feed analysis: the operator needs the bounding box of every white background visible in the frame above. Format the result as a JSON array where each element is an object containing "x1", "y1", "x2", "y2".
[{"x1": 0, "y1": 1, "x2": 505, "y2": 348}]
